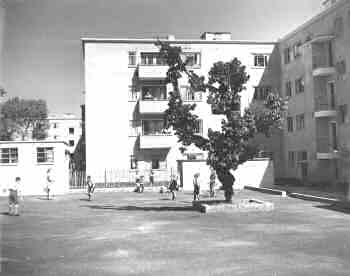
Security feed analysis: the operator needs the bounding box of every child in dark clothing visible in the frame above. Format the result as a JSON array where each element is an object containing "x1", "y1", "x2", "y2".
[
  {"x1": 86, "y1": 176, "x2": 95, "y2": 201},
  {"x1": 169, "y1": 175, "x2": 178, "y2": 200}
]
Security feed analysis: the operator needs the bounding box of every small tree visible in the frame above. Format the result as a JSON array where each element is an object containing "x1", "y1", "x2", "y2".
[
  {"x1": 157, "y1": 42, "x2": 286, "y2": 202},
  {"x1": 0, "y1": 97, "x2": 49, "y2": 140}
]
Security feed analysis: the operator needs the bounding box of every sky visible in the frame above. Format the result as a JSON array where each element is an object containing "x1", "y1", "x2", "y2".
[{"x1": 2, "y1": 0, "x2": 322, "y2": 116}]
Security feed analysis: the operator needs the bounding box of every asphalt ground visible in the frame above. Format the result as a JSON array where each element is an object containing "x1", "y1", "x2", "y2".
[{"x1": 1, "y1": 190, "x2": 350, "y2": 276}]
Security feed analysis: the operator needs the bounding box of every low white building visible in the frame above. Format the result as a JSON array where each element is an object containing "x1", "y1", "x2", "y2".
[{"x1": 0, "y1": 140, "x2": 70, "y2": 196}]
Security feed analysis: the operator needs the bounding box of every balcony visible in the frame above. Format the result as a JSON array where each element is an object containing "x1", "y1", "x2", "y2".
[
  {"x1": 138, "y1": 65, "x2": 168, "y2": 79},
  {"x1": 139, "y1": 100, "x2": 168, "y2": 114},
  {"x1": 312, "y1": 67, "x2": 336, "y2": 77},
  {"x1": 310, "y1": 34, "x2": 334, "y2": 44},
  {"x1": 314, "y1": 100, "x2": 337, "y2": 118},
  {"x1": 312, "y1": 43, "x2": 335, "y2": 77},
  {"x1": 139, "y1": 135, "x2": 174, "y2": 149},
  {"x1": 316, "y1": 137, "x2": 339, "y2": 159}
]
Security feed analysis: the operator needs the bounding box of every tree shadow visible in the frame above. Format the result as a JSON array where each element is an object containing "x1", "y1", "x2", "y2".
[
  {"x1": 315, "y1": 203, "x2": 350, "y2": 215},
  {"x1": 82, "y1": 204, "x2": 196, "y2": 212}
]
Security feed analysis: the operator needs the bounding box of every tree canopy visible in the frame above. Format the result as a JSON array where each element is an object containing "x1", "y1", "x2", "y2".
[
  {"x1": 0, "y1": 97, "x2": 49, "y2": 140},
  {"x1": 156, "y1": 41, "x2": 286, "y2": 201}
]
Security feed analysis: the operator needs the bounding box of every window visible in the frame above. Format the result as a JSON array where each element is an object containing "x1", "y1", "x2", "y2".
[
  {"x1": 0, "y1": 148, "x2": 18, "y2": 164},
  {"x1": 254, "y1": 54, "x2": 269, "y2": 67},
  {"x1": 287, "y1": 117, "x2": 294, "y2": 132},
  {"x1": 69, "y1": 140, "x2": 75, "y2": 147},
  {"x1": 295, "y1": 77, "x2": 305, "y2": 94},
  {"x1": 288, "y1": 151, "x2": 295, "y2": 168},
  {"x1": 292, "y1": 42, "x2": 302, "y2": 58},
  {"x1": 296, "y1": 114, "x2": 305, "y2": 130},
  {"x1": 129, "y1": 120, "x2": 140, "y2": 136},
  {"x1": 254, "y1": 86, "x2": 272, "y2": 100},
  {"x1": 128, "y1": 85, "x2": 138, "y2": 101},
  {"x1": 69, "y1": 128, "x2": 74, "y2": 135},
  {"x1": 184, "y1": 52, "x2": 201, "y2": 67},
  {"x1": 297, "y1": 151, "x2": 307, "y2": 162},
  {"x1": 336, "y1": 60, "x2": 347, "y2": 75},
  {"x1": 53, "y1": 135, "x2": 58, "y2": 140},
  {"x1": 151, "y1": 159, "x2": 167, "y2": 170},
  {"x1": 128, "y1": 51, "x2": 137, "y2": 66},
  {"x1": 37, "y1": 147, "x2": 54, "y2": 163},
  {"x1": 286, "y1": 81, "x2": 292, "y2": 97},
  {"x1": 140, "y1": 53, "x2": 166, "y2": 66},
  {"x1": 340, "y1": 104, "x2": 348, "y2": 124},
  {"x1": 142, "y1": 120, "x2": 169, "y2": 135},
  {"x1": 284, "y1": 47, "x2": 291, "y2": 64},
  {"x1": 130, "y1": 155, "x2": 137, "y2": 169},
  {"x1": 334, "y1": 16, "x2": 344, "y2": 38},
  {"x1": 141, "y1": 85, "x2": 167, "y2": 100},
  {"x1": 52, "y1": 123, "x2": 58, "y2": 129},
  {"x1": 181, "y1": 85, "x2": 202, "y2": 101},
  {"x1": 194, "y1": 120, "x2": 203, "y2": 135}
]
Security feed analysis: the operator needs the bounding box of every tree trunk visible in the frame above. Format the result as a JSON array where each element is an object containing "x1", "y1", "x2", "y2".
[{"x1": 217, "y1": 170, "x2": 235, "y2": 203}]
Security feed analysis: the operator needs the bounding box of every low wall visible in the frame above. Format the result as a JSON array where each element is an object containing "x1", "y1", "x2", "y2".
[{"x1": 180, "y1": 158, "x2": 274, "y2": 192}]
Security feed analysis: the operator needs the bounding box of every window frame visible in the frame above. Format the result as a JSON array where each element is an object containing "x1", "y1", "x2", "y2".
[
  {"x1": 36, "y1": 147, "x2": 54, "y2": 164},
  {"x1": 295, "y1": 77, "x2": 305, "y2": 94},
  {"x1": 130, "y1": 155, "x2": 138, "y2": 170},
  {"x1": 287, "y1": 117, "x2": 294, "y2": 132},
  {"x1": 128, "y1": 51, "x2": 137, "y2": 67},
  {"x1": 296, "y1": 114, "x2": 305, "y2": 130},
  {"x1": 288, "y1": 151, "x2": 295, "y2": 168},
  {"x1": 286, "y1": 81, "x2": 292, "y2": 97},
  {"x1": 253, "y1": 54, "x2": 269, "y2": 67},
  {"x1": 0, "y1": 147, "x2": 18, "y2": 165}
]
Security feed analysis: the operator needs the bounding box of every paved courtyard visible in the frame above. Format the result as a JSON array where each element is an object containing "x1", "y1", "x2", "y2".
[{"x1": 1, "y1": 190, "x2": 350, "y2": 276}]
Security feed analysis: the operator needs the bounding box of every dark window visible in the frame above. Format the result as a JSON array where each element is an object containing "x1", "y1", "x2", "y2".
[
  {"x1": 334, "y1": 17, "x2": 344, "y2": 38},
  {"x1": 292, "y1": 42, "x2": 302, "y2": 58},
  {"x1": 287, "y1": 117, "x2": 293, "y2": 132},
  {"x1": 254, "y1": 54, "x2": 269, "y2": 67},
  {"x1": 140, "y1": 53, "x2": 166, "y2": 66},
  {"x1": 69, "y1": 140, "x2": 75, "y2": 147},
  {"x1": 295, "y1": 77, "x2": 305, "y2": 94},
  {"x1": 296, "y1": 114, "x2": 305, "y2": 130},
  {"x1": 52, "y1": 123, "x2": 58, "y2": 128},
  {"x1": 194, "y1": 120, "x2": 203, "y2": 135},
  {"x1": 37, "y1": 147, "x2": 54, "y2": 163},
  {"x1": 288, "y1": 151, "x2": 295, "y2": 168},
  {"x1": 69, "y1": 128, "x2": 74, "y2": 135},
  {"x1": 184, "y1": 52, "x2": 201, "y2": 67},
  {"x1": 340, "y1": 104, "x2": 348, "y2": 124},
  {"x1": 128, "y1": 51, "x2": 137, "y2": 66},
  {"x1": 284, "y1": 48, "x2": 291, "y2": 64},
  {"x1": 0, "y1": 148, "x2": 18, "y2": 164},
  {"x1": 286, "y1": 81, "x2": 292, "y2": 97},
  {"x1": 152, "y1": 159, "x2": 160, "y2": 169}
]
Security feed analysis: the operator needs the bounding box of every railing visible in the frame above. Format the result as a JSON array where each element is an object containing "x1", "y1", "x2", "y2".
[
  {"x1": 314, "y1": 98, "x2": 335, "y2": 111},
  {"x1": 69, "y1": 169, "x2": 174, "y2": 189}
]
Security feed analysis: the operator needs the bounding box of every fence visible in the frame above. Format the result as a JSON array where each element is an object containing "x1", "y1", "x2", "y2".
[{"x1": 69, "y1": 168, "x2": 174, "y2": 189}]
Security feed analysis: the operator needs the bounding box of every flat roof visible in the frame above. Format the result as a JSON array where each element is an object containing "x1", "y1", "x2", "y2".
[
  {"x1": 280, "y1": 0, "x2": 349, "y2": 41},
  {"x1": 81, "y1": 37, "x2": 276, "y2": 45},
  {"x1": 0, "y1": 140, "x2": 68, "y2": 145}
]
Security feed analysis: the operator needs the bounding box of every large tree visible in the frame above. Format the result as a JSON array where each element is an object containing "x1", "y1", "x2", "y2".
[
  {"x1": 0, "y1": 97, "x2": 49, "y2": 140},
  {"x1": 157, "y1": 42, "x2": 286, "y2": 202}
]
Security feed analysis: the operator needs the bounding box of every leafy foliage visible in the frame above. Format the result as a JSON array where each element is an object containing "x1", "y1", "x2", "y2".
[
  {"x1": 0, "y1": 97, "x2": 49, "y2": 140},
  {"x1": 157, "y1": 42, "x2": 286, "y2": 200}
]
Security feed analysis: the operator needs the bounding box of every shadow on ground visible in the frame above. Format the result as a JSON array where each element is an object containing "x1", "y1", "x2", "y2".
[
  {"x1": 82, "y1": 204, "x2": 196, "y2": 212},
  {"x1": 315, "y1": 204, "x2": 350, "y2": 215}
]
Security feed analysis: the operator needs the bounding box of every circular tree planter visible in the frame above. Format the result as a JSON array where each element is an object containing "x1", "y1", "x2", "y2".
[{"x1": 192, "y1": 198, "x2": 274, "y2": 213}]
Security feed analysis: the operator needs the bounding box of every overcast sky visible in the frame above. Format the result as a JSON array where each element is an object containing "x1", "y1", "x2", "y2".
[{"x1": 2, "y1": 0, "x2": 322, "y2": 115}]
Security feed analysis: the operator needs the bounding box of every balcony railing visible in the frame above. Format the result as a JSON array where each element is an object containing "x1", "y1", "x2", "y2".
[
  {"x1": 314, "y1": 98, "x2": 337, "y2": 118},
  {"x1": 316, "y1": 136, "x2": 339, "y2": 159},
  {"x1": 138, "y1": 65, "x2": 168, "y2": 79},
  {"x1": 139, "y1": 134, "x2": 174, "y2": 149},
  {"x1": 139, "y1": 100, "x2": 168, "y2": 114}
]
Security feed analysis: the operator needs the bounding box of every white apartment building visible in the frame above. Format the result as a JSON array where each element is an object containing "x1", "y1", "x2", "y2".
[
  {"x1": 83, "y1": 32, "x2": 276, "y2": 181},
  {"x1": 47, "y1": 113, "x2": 82, "y2": 153}
]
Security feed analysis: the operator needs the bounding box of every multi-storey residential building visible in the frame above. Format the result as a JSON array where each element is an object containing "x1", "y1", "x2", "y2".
[
  {"x1": 47, "y1": 113, "x2": 82, "y2": 153},
  {"x1": 83, "y1": 33, "x2": 276, "y2": 181},
  {"x1": 277, "y1": 0, "x2": 350, "y2": 185}
]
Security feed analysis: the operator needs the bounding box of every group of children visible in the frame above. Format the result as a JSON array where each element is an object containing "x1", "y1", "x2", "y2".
[{"x1": 4, "y1": 170, "x2": 217, "y2": 216}]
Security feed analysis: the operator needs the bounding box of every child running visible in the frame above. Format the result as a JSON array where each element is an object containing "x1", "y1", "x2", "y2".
[
  {"x1": 86, "y1": 176, "x2": 95, "y2": 201},
  {"x1": 7, "y1": 177, "x2": 22, "y2": 216},
  {"x1": 193, "y1": 173, "x2": 201, "y2": 201}
]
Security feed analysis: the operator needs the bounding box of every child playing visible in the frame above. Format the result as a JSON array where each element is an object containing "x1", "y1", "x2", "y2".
[
  {"x1": 45, "y1": 168, "x2": 54, "y2": 200},
  {"x1": 169, "y1": 175, "x2": 178, "y2": 200},
  {"x1": 193, "y1": 173, "x2": 201, "y2": 201},
  {"x1": 7, "y1": 177, "x2": 22, "y2": 216},
  {"x1": 86, "y1": 176, "x2": 95, "y2": 201},
  {"x1": 139, "y1": 175, "x2": 145, "y2": 193},
  {"x1": 209, "y1": 170, "x2": 216, "y2": 198}
]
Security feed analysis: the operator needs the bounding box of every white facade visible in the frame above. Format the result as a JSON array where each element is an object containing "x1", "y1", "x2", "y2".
[
  {"x1": 83, "y1": 34, "x2": 275, "y2": 181},
  {"x1": 47, "y1": 113, "x2": 82, "y2": 153},
  {"x1": 0, "y1": 140, "x2": 70, "y2": 196}
]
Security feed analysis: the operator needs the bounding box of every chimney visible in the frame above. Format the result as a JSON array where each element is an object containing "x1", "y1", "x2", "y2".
[{"x1": 200, "y1": 32, "x2": 232, "y2": 41}]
